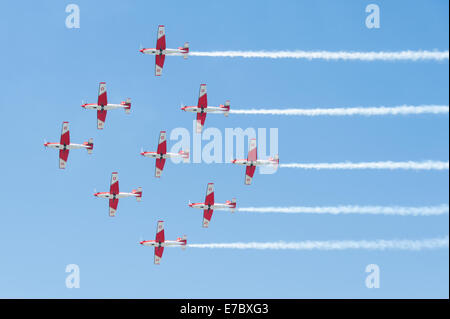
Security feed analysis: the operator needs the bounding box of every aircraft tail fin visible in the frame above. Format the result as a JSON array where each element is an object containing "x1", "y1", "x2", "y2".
[
  {"x1": 179, "y1": 148, "x2": 190, "y2": 163},
  {"x1": 122, "y1": 98, "x2": 131, "y2": 114},
  {"x1": 181, "y1": 235, "x2": 187, "y2": 250},
  {"x1": 182, "y1": 42, "x2": 189, "y2": 59},
  {"x1": 230, "y1": 198, "x2": 236, "y2": 213},
  {"x1": 133, "y1": 187, "x2": 143, "y2": 202},
  {"x1": 272, "y1": 154, "x2": 279, "y2": 168},
  {"x1": 86, "y1": 138, "x2": 94, "y2": 154},
  {"x1": 223, "y1": 100, "x2": 230, "y2": 117}
]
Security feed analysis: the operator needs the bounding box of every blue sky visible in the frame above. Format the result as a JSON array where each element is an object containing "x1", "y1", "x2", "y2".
[{"x1": 0, "y1": 0, "x2": 448, "y2": 298}]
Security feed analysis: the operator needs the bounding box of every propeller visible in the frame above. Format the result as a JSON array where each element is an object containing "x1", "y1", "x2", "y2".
[
  {"x1": 180, "y1": 101, "x2": 186, "y2": 109},
  {"x1": 139, "y1": 43, "x2": 144, "y2": 51},
  {"x1": 43, "y1": 138, "x2": 48, "y2": 148}
]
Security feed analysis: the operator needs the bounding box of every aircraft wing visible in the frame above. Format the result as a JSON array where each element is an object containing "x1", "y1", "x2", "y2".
[
  {"x1": 109, "y1": 198, "x2": 118, "y2": 217},
  {"x1": 110, "y1": 172, "x2": 119, "y2": 194},
  {"x1": 205, "y1": 183, "x2": 214, "y2": 205},
  {"x1": 154, "y1": 246, "x2": 164, "y2": 265},
  {"x1": 198, "y1": 84, "x2": 207, "y2": 108},
  {"x1": 247, "y1": 138, "x2": 257, "y2": 161},
  {"x1": 59, "y1": 149, "x2": 69, "y2": 169},
  {"x1": 244, "y1": 139, "x2": 257, "y2": 184},
  {"x1": 108, "y1": 172, "x2": 119, "y2": 216},
  {"x1": 155, "y1": 220, "x2": 165, "y2": 242},
  {"x1": 155, "y1": 25, "x2": 166, "y2": 76},
  {"x1": 155, "y1": 55, "x2": 165, "y2": 76},
  {"x1": 155, "y1": 158, "x2": 166, "y2": 178},
  {"x1": 196, "y1": 113, "x2": 206, "y2": 133},
  {"x1": 203, "y1": 209, "x2": 213, "y2": 228},
  {"x1": 59, "y1": 122, "x2": 70, "y2": 169},
  {"x1": 60, "y1": 121, "x2": 70, "y2": 145},
  {"x1": 155, "y1": 131, "x2": 167, "y2": 177},
  {"x1": 245, "y1": 166, "x2": 256, "y2": 185},
  {"x1": 97, "y1": 82, "x2": 108, "y2": 129},
  {"x1": 156, "y1": 25, "x2": 166, "y2": 51},
  {"x1": 97, "y1": 110, "x2": 107, "y2": 129},
  {"x1": 98, "y1": 82, "x2": 108, "y2": 106},
  {"x1": 157, "y1": 131, "x2": 167, "y2": 154},
  {"x1": 195, "y1": 84, "x2": 207, "y2": 132},
  {"x1": 154, "y1": 221, "x2": 165, "y2": 264},
  {"x1": 203, "y1": 182, "x2": 214, "y2": 227}
]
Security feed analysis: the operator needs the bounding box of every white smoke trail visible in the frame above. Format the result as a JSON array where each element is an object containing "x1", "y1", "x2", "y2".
[
  {"x1": 188, "y1": 237, "x2": 449, "y2": 251},
  {"x1": 230, "y1": 105, "x2": 449, "y2": 116},
  {"x1": 279, "y1": 161, "x2": 449, "y2": 170},
  {"x1": 189, "y1": 50, "x2": 449, "y2": 61},
  {"x1": 237, "y1": 205, "x2": 449, "y2": 216}
]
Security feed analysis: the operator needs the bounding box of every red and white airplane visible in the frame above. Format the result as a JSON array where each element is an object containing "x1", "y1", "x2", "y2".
[
  {"x1": 94, "y1": 172, "x2": 142, "y2": 217},
  {"x1": 181, "y1": 84, "x2": 230, "y2": 133},
  {"x1": 44, "y1": 121, "x2": 93, "y2": 169},
  {"x1": 81, "y1": 82, "x2": 131, "y2": 130},
  {"x1": 139, "y1": 25, "x2": 189, "y2": 76},
  {"x1": 188, "y1": 183, "x2": 236, "y2": 228},
  {"x1": 232, "y1": 138, "x2": 279, "y2": 185},
  {"x1": 140, "y1": 131, "x2": 189, "y2": 178},
  {"x1": 140, "y1": 221, "x2": 187, "y2": 265}
]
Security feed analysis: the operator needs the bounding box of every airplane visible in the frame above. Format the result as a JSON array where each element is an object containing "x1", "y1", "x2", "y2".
[
  {"x1": 231, "y1": 138, "x2": 279, "y2": 185},
  {"x1": 140, "y1": 131, "x2": 189, "y2": 178},
  {"x1": 181, "y1": 84, "x2": 230, "y2": 133},
  {"x1": 94, "y1": 172, "x2": 142, "y2": 217},
  {"x1": 44, "y1": 121, "x2": 93, "y2": 169},
  {"x1": 139, "y1": 25, "x2": 189, "y2": 76},
  {"x1": 81, "y1": 82, "x2": 131, "y2": 130},
  {"x1": 188, "y1": 183, "x2": 236, "y2": 228},
  {"x1": 140, "y1": 220, "x2": 187, "y2": 265}
]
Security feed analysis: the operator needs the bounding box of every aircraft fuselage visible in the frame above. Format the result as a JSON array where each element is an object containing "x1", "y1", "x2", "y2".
[
  {"x1": 94, "y1": 192, "x2": 139, "y2": 199},
  {"x1": 44, "y1": 143, "x2": 90, "y2": 150},
  {"x1": 140, "y1": 239, "x2": 186, "y2": 247},
  {"x1": 141, "y1": 152, "x2": 183, "y2": 159},
  {"x1": 182, "y1": 105, "x2": 228, "y2": 113}
]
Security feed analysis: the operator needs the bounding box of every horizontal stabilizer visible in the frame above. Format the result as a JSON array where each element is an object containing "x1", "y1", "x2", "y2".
[
  {"x1": 180, "y1": 148, "x2": 190, "y2": 163},
  {"x1": 272, "y1": 154, "x2": 280, "y2": 170},
  {"x1": 87, "y1": 138, "x2": 94, "y2": 154},
  {"x1": 134, "y1": 187, "x2": 143, "y2": 202},
  {"x1": 230, "y1": 198, "x2": 236, "y2": 213},
  {"x1": 223, "y1": 100, "x2": 230, "y2": 116},
  {"x1": 183, "y1": 42, "x2": 189, "y2": 59},
  {"x1": 123, "y1": 98, "x2": 131, "y2": 114},
  {"x1": 181, "y1": 235, "x2": 187, "y2": 250}
]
